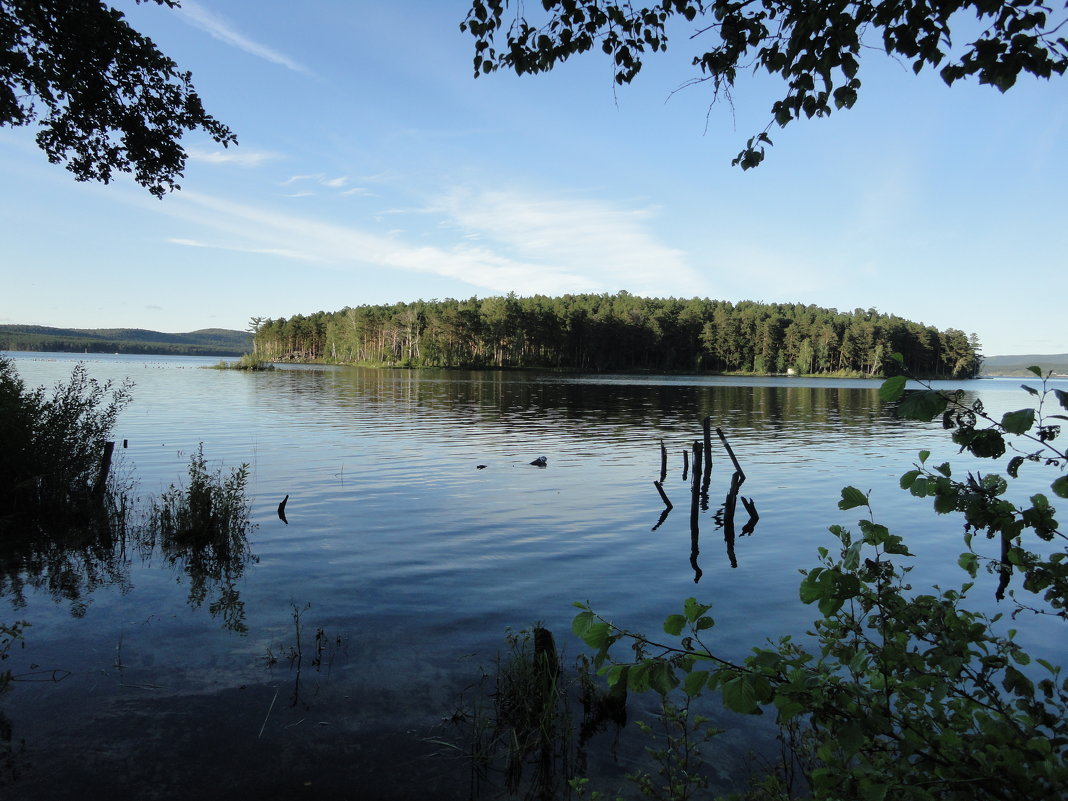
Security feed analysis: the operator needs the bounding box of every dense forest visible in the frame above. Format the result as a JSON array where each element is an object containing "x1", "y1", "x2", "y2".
[
  {"x1": 252, "y1": 293, "x2": 982, "y2": 378},
  {"x1": 0, "y1": 325, "x2": 252, "y2": 356}
]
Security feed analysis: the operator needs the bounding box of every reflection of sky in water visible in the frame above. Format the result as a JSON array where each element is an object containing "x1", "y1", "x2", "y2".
[{"x1": 3, "y1": 353, "x2": 1066, "y2": 798}]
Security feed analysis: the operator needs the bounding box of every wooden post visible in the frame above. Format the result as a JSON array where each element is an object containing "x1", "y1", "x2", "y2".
[
  {"x1": 702, "y1": 415, "x2": 713, "y2": 471},
  {"x1": 682, "y1": 449, "x2": 689, "y2": 481},
  {"x1": 653, "y1": 480, "x2": 673, "y2": 509},
  {"x1": 723, "y1": 471, "x2": 741, "y2": 568},
  {"x1": 716, "y1": 427, "x2": 745, "y2": 483},
  {"x1": 94, "y1": 440, "x2": 115, "y2": 498},
  {"x1": 659, "y1": 439, "x2": 668, "y2": 484},
  {"x1": 691, "y1": 441, "x2": 703, "y2": 491}
]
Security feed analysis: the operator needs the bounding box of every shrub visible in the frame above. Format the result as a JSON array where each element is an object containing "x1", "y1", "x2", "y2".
[
  {"x1": 570, "y1": 363, "x2": 1068, "y2": 800},
  {"x1": 0, "y1": 356, "x2": 132, "y2": 527}
]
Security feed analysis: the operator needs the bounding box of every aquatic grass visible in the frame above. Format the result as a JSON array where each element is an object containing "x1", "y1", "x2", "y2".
[
  {"x1": 210, "y1": 353, "x2": 275, "y2": 371},
  {"x1": 146, "y1": 444, "x2": 255, "y2": 632},
  {"x1": 436, "y1": 626, "x2": 583, "y2": 800}
]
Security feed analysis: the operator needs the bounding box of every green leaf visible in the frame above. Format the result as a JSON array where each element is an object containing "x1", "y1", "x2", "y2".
[
  {"x1": 897, "y1": 390, "x2": 949, "y2": 421},
  {"x1": 1027, "y1": 365, "x2": 1043, "y2": 377},
  {"x1": 1021, "y1": 384, "x2": 1039, "y2": 396},
  {"x1": 683, "y1": 669, "x2": 709, "y2": 697},
  {"x1": 879, "y1": 375, "x2": 907, "y2": 402},
  {"x1": 839, "y1": 486, "x2": 868, "y2": 510},
  {"x1": 1054, "y1": 389, "x2": 1068, "y2": 411},
  {"x1": 627, "y1": 662, "x2": 651, "y2": 693},
  {"x1": 648, "y1": 660, "x2": 679, "y2": 695},
  {"x1": 572, "y1": 612, "x2": 614, "y2": 650},
  {"x1": 683, "y1": 597, "x2": 713, "y2": 623},
  {"x1": 1052, "y1": 476, "x2": 1068, "y2": 499},
  {"x1": 721, "y1": 674, "x2": 764, "y2": 715},
  {"x1": 958, "y1": 552, "x2": 979, "y2": 577},
  {"x1": 799, "y1": 568, "x2": 827, "y2": 603},
  {"x1": 1001, "y1": 408, "x2": 1036, "y2": 435},
  {"x1": 934, "y1": 492, "x2": 957, "y2": 514},
  {"x1": 663, "y1": 614, "x2": 687, "y2": 637},
  {"x1": 899, "y1": 469, "x2": 921, "y2": 490}
]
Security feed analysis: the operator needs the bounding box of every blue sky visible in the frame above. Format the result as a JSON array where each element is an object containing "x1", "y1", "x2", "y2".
[{"x1": 1, "y1": 1, "x2": 1064, "y2": 356}]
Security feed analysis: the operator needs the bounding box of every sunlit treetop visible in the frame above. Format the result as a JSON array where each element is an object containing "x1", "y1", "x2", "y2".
[
  {"x1": 462, "y1": 0, "x2": 1068, "y2": 168},
  {"x1": 0, "y1": 0, "x2": 236, "y2": 197}
]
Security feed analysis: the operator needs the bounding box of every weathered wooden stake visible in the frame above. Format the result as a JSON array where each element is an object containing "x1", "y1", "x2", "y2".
[
  {"x1": 653, "y1": 480, "x2": 673, "y2": 509},
  {"x1": 716, "y1": 427, "x2": 745, "y2": 483},
  {"x1": 702, "y1": 415, "x2": 713, "y2": 471},
  {"x1": 94, "y1": 440, "x2": 115, "y2": 498},
  {"x1": 659, "y1": 439, "x2": 668, "y2": 483}
]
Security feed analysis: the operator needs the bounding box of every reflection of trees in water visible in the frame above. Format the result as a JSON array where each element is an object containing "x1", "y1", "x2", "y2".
[
  {"x1": 148, "y1": 517, "x2": 257, "y2": 634},
  {"x1": 254, "y1": 368, "x2": 926, "y2": 455},
  {"x1": 0, "y1": 480, "x2": 257, "y2": 633},
  {"x1": 0, "y1": 498, "x2": 135, "y2": 616}
]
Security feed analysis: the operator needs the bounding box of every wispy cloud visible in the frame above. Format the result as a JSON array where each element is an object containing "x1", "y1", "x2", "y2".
[
  {"x1": 167, "y1": 237, "x2": 321, "y2": 263},
  {"x1": 178, "y1": 1, "x2": 312, "y2": 75},
  {"x1": 186, "y1": 147, "x2": 281, "y2": 167},
  {"x1": 282, "y1": 173, "x2": 351, "y2": 190},
  {"x1": 435, "y1": 189, "x2": 706, "y2": 296},
  {"x1": 156, "y1": 186, "x2": 704, "y2": 298}
]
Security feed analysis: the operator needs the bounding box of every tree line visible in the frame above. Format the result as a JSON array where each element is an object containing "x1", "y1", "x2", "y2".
[{"x1": 251, "y1": 293, "x2": 982, "y2": 378}]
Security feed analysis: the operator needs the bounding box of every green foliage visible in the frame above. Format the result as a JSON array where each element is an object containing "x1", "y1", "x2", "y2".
[
  {"x1": 211, "y1": 353, "x2": 276, "y2": 371},
  {"x1": 0, "y1": 355, "x2": 132, "y2": 527},
  {"x1": 569, "y1": 358, "x2": 1067, "y2": 799},
  {"x1": 1, "y1": 0, "x2": 236, "y2": 196},
  {"x1": 462, "y1": 0, "x2": 1067, "y2": 168},
  {"x1": 253, "y1": 294, "x2": 981, "y2": 378}
]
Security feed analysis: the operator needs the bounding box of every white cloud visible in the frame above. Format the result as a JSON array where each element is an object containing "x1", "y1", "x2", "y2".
[
  {"x1": 167, "y1": 237, "x2": 321, "y2": 263},
  {"x1": 186, "y1": 147, "x2": 281, "y2": 167},
  {"x1": 153, "y1": 186, "x2": 704, "y2": 299},
  {"x1": 178, "y1": 2, "x2": 312, "y2": 75},
  {"x1": 435, "y1": 188, "x2": 705, "y2": 296},
  {"x1": 282, "y1": 173, "x2": 350, "y2": 190}
]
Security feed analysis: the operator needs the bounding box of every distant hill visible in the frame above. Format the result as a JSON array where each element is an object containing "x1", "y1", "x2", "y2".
[
  {"x1": 982, "y1": 353, "x2": 1068, "y2": 377},
  {"x1": 0, "y1": 325, "x2": 252, "y2": 356}
]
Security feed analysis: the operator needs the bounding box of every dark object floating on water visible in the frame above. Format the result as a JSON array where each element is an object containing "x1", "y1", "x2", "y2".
[
  {"x1": 476, "y1": 464, "x2": 487, "y2": 469},
  {"x1": 278, "y1": 494, "x2": 289, "y2": 525},
  {"x1": 530, "y1": 456, "x2": 547, "y2": 467}
]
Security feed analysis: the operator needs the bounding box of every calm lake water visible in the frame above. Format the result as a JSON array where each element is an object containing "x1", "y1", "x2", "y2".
[{"x1": 2, "y1": 353, "x2": 1065, "y2": 800}]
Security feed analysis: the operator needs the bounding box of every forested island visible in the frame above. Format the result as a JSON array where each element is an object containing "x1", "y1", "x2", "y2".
[
  {"x1": 251, "y1": 293, "x2": 983, "y2": 378},
  {"x1": 0, "y1": 325, "x2": 252, "y2": 356}
]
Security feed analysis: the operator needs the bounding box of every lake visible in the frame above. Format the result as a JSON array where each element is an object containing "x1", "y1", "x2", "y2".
[{"x1": 2, "y1": 353, "x2": 1065, "y2": 800}]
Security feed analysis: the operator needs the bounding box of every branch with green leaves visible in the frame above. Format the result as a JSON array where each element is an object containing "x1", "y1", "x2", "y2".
[{"x1": 462, "y1": 0, "x2": 1068, "y2": 169}]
